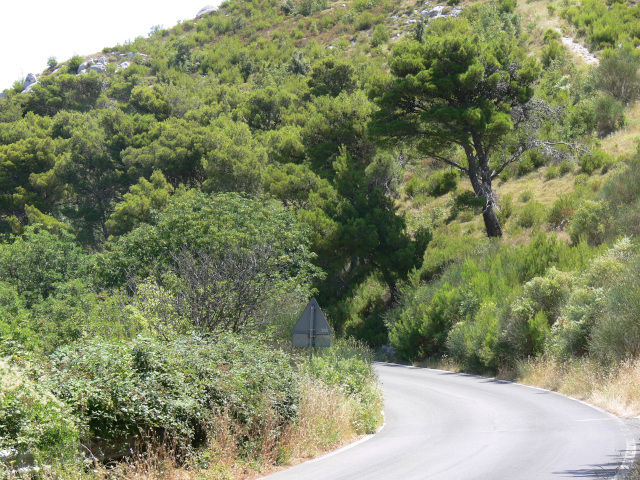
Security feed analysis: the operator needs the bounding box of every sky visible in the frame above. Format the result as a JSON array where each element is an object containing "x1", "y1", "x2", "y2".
[{"x1": 0, "y1": 0, "x2": 223, "y2": 91}]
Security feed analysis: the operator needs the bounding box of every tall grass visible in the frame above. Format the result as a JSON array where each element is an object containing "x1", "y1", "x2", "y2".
[{"x1": 515, "y1": 357, "x2": 640, "y2": 417}]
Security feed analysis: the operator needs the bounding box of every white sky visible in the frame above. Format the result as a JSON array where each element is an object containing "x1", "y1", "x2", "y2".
[{"x1": 0, "y1": 0, "x2": 223, "y2": 91}]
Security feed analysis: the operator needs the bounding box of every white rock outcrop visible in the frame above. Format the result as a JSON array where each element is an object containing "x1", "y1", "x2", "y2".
[
  {"x1": 197, "y1": 5, "x2": 217, "y2": 17},
  {"x1": 90, "y1": 63, "x2": 106, "y2": 73}
]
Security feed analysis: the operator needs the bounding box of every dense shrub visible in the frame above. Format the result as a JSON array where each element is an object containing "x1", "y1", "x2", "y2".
[
  {"x1": 302, "y1": 338, "x2": 382, "y2": 434},
  {"x1": 594, "y1": 47, "x2": 640, "y2": 104},
  {"x1": 0, "y1": 359, "x2": 80, "y2": 465},
  {"x1": 590, "y1": 252, "x2": 640, "y2": 363},
  {"x1": 579, "y1": 149, "x2": 612, "y2": 174},
  {"x1": 516, "y1": 201, "x2": 545, "y2": 229},
  {"x1": 46, "y1": 335, "x2": 298, "y2": 458},
  {"x1": 547, "y1": 194, "x2": 576, "y2": 230},
  {"x1": 569, "y1": 200, "x2": 609, "y2": 246}
]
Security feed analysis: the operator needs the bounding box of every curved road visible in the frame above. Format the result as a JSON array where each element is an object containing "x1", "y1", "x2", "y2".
[{"x1": 265, "y1": 363, "x2": 636, "y2": 480}]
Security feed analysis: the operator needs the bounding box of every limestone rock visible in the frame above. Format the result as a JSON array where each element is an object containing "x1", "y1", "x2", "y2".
[
  {"x1": 98, "y1": 56, "x2": 107, "y2": 65},
  {"x1": 23, "y1": 73, "x2": 37, "y2": 90},
  {"x1": 196, "y1": 5, "x2": 217, "y2": 17},
  {"x1": 117, "y1": 61, "x2": 131, "y2": 71},
  {"x1": 90, "y1": 63, "x2": 106, "y2": 73}
]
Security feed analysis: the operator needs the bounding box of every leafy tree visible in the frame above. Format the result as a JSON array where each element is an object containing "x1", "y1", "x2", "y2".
[
  {"x1": 371, "y1": 18, "x2": 542, "y2": 237},
  {"x1": 106, "y1": 170, "x2": 174, "y2": 238},
  {"x1": 202, "y1": 117, "x2": 268, "y2": 193},
  {"x1": 329, "y1": 148, "x2": 429, "y2": 303},
  {"x1": 0, "y1": 226, "x2": 86, "y2": 305},
  {"x1": 98, "y1": 190, "x2": 319, "y2": 292},
  {"x1": 121, "y1": 117, "x2": 206, "y2": 185},
  {"x1": 308, "y1": 57, "x2": 358, "y2": 98},
  {"x1": 54, "y1": 115, "x2": 123, "y2": 245}
]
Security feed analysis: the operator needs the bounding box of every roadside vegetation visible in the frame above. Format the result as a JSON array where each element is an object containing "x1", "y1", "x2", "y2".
[{"x1": 2, "y1": 0, "x2": 640, "y2": 475}]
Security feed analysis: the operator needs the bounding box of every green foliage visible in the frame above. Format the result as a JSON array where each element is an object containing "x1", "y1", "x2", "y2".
[
  {"x1": 47, "y1": 56, "x2": 58, "y2": 69},
  {"x1": 405, "y1": 170, "x2": 459, "y2": 198},
  {"x1": 516, "y1": 201, "x2": 545, "y2": 229},
  {"x1": 308, "y1": 57, "x2": 358, "y2": 98},
  {"x1": 302, "y1": 338, "x2": 383, "y2": 434},
  {"x1": 106, "y1": 170, "x2": 174, "y2": 238},
  {"x1": 562, "y1": 0, "x2": 640, "y2": 50},
  {"x1": 547, "y1": 194, "x2": 576, "y2": 230},
  {"x1": 370, "y1": 25, "x2": 390, "y2": 47},
  {"x1": 0, "y1": 226, "x2": 86, "y2": 306},
  {"x1": 341, "y1": 277, "x2": 388, "y2": 346},
  {"x1": 569, "y1": 199, "x2": 609, "y2": 246},
  {"x1": 302, "y1": 340, "x2": 383, "y2": 434},
  {"x1": 298, "y1": 0, "x2": 328, "y2": 16},
  {"x1": 100, "y1": 189, "x2": 317, "y2": 288},
  {"x1": 446, "y1": 302, "x2": 501, "y2": 372},
  {"x1": 0, "y1": 359, "x2": 80, "y2": 465},
  {"x1": 579, "y1": 149, "x2": 612, "y2": 174},
  {"x1": 372, "y1": 13, "x2": 540, "y2": 237},
  {"x1": 48, "y1": 334, "x2": 298, "y2": 454},
  {"x1": 594, "y1": 47, "x2": 640, "y2": 104}
]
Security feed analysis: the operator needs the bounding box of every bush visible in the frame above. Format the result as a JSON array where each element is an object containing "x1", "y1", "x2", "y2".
[
  {"x1": 47, "y1": 335, "x2": 299, "y2": 458},
  {"x1": 569, "y1": 200, "x2": 609, "y2": 246},
  {"x1": 590, "y1": 257, "x2": 640, "y2": 363},
  {"x1": 518, "y1": 188, "x2": 534, "y2": 203},
  {"x1": 302, "y1": 338, "x2": 382, "y2": 434},
  {"x1": 593, "y1": 94, "x2": 626, "y2": 137},
  {"x1": 446, "y1": 302, "x2": 501, "y2": 372},
  {"x1": 580, "y1": 149, "x2": 612, "y2": 175},
  {"x1": 558, "y1": 159, "x2": 574, "y2": 175},
  {"x1": 67, "y1": 55, "x2": 84, "y2": 74},
  {"x1": 545, "y1": 166, "x2": 559, "y2": 180},
  {"x1": 427, "y1": 170, "x2": 459, "y2": 197},
  {"x1": 516, "y1": 201, "x2": 545, "y2": 229},
  {"x1": 547, "y1": 194, "x2": 576, "y2": 230},
  {"x1": 370, "y1": 25, "x2": 390, "y2": 47},
  {"x1": 0, "y1": 359, "x2": 80, "y2": 465},
  {"x1": 594, "y1": 47, "x2": 640, "y2": 104}
]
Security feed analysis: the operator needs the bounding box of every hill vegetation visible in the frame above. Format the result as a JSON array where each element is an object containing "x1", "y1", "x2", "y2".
[{"x1": 2, "y1": 0, "x2": 640, "y2": 475}]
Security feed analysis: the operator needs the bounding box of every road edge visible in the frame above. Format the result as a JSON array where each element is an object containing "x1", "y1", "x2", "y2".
[{"x1": 373, "y1": 361, "x2": 638, "y2": 479}]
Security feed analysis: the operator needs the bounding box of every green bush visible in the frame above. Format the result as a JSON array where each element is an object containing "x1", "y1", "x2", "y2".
[
  {"x1": 544, "y1": 166, "x2": 559, "y2": 180},
  {"x1": 569, "y1": 200, "x2": 609, "y2": 246},
  {"x1": 558, "y1": 159, "x2": 574, "y2": 175},
  {"x1": 370, "y1": 25, "x2": 390, "y2": 47},
  {"x1": 342, "y1": 278, "x2": 388, "y2": 346},
  {"x1": 590, "y1": 256, "x2": 640, "y2": 362},
  {"x1": 0, "y1": 359, "x2": 80, "y2": 465},
  {"x1": 427, "y1": 170, "x2": 459, "y2": 197},
  {"x1": 66, "y1": 55, "x2": 84, "y2": 74},
  {"x1": 47, "y1": 335, "x2": 299, "y2": 457},
  {"x1": 516, "y1": 201, "x2": 545, "y2": 229},
  {"x1": 580, "y1": 149, "x2": 612, "y2": 174},
  {"x1": 594, "y1": 47, "x2": 640, "y2": 104},
  {"x1": 302, "y1": 338, "x2": 382, "y2": 434},
  {"x1": 547, "y1": 194, "x2": 576, "y2": 230},
  {"x1": 446, "y1": 302, "x2": 501, "y2": 372},
  {"x1": 518, "y1": 188, "x2": 534, "y2": 203}
]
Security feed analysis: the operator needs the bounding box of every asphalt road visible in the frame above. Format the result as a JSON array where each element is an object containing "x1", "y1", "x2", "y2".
[{"x1": 264, "y1": 363, "x2": 636, "y2": 480}]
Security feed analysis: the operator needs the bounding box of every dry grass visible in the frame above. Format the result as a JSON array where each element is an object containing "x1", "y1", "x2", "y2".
[
  {"x1": 601, "y1": 101, "x2": 640, "y2": 158},
  {"x1": 516, "y1": 357, "x2": 640, "y2": 417},
  {"x1": 84, "y1": 377, "x2": 359, "y2": 480}
]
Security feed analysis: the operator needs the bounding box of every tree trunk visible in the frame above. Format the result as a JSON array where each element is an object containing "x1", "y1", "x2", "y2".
[{"x1": 482, "y1": 204, "x2": 503, "y2": 238}]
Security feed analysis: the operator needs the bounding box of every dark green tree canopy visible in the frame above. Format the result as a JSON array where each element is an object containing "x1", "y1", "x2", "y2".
[{"x1": 371, "y1": 18, "x2": 541, "y2": 237}]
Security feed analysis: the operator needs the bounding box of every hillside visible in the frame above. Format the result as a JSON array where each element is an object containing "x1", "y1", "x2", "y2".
[{"x1": 2, "y1": 0, "x2": 640, "y2": 475}]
